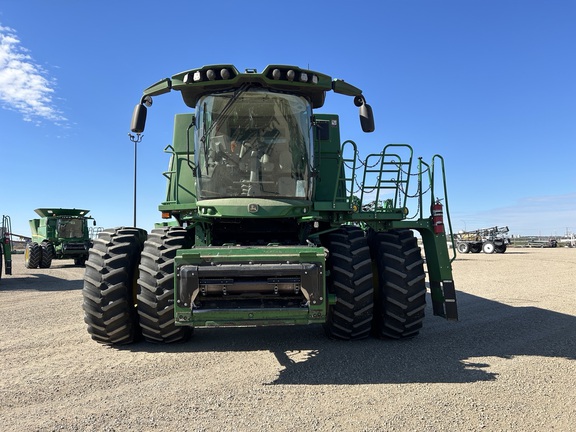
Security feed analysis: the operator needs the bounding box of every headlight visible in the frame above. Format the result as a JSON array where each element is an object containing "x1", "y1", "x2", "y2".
[{"x1": 220, "y1": 68, "x2": 231, "y2": 79}]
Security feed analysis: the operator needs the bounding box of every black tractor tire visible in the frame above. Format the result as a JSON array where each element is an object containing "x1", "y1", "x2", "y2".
[
  {"x1": 368, "y1": 229, "x2": 427, "y2": 339},
  {"x1": 457, "y1": 242, "x2": 470, "y2": 253},
  {"x1": 482, "y1": 241, "x2": 496, "y2": 254},
  {"x1": 495, "y1": 244, "x2": 507, "y2": 253},
  {"x1": 470, "y1": 244, "x2": 482, "y2": 253},
  {"x1": 74, "y1": 256, "x2": 87, "y2": 266},
  {"x1": 137, "y1": 227, "x2": 193, "y2": 344},
  {"x1": 25, "y1": 242, "x2": 42, "y2": 269},
  {"x1": 321, "y1": 225, "x2": 374, "y2": 340},
  {"x1": 40, "y1": 242, "x2": 55, "y2": 268},
  {"x1": 82, "y1": 227, "x2": 147, "y2": 345}
]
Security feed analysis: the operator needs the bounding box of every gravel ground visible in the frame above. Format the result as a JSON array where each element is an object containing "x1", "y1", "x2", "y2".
[{"x1": 1, "y1": 248, "x2": 575, "y2": 431}]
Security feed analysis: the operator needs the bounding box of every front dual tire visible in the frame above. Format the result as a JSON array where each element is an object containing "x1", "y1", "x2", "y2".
[
  {"x1": 137, "y1": 227, "x2": 192, "y2": 344},
  {"x1": 323, "y1": 227, "x2": 427, "y2": 341},
  {"x1": 24, "y1": 242, "x2": 42, "y2": 269},
  {"x1": 82, "y1": 226, "x2": 192, "y2": 346},
  {"x1": 82, "y1": 228, "x2": 146, "y2": 345},
  {"x1": 368, "y1": 229, "x2": 427, "y2": 339},
  {"x1": 322, "y1": 225, "x2": 374, "y2": 340}
]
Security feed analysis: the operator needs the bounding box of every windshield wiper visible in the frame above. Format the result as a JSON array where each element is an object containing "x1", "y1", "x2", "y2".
[{"x1": 199, "y1": 83, "x2": 252, "y2": 147}]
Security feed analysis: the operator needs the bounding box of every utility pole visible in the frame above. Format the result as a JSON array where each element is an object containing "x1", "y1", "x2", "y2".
[{"x1": 128, "y1": 133, "x2": 143, "y2": 227}]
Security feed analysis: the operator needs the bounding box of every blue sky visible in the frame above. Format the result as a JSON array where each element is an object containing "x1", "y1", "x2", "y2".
[{"x1": 1, "y1": 0, "x2": 574, "y2": 238}]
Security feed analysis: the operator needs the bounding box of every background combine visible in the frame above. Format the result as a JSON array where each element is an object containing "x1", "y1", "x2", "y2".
[
  {"x1": 26, "y1": 208, "x2": 95, "y2": 268},
  {"x1": 82, "y1": 64, "x2": 458, "y2": 345}
]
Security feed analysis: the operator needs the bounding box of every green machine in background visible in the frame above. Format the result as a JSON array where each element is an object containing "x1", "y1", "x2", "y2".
[
  {"x1": 0, "y1": 215, "x2": 12, "y2": 281},
  {"x1": 27, "y1": 208, "x2": 95, "y2": 268},
  {"x1": 83, "y1": 64, "x2": 458, "y2": 345}
]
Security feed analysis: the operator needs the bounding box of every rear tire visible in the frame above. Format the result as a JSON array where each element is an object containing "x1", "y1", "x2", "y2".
[
  {"x1": 82, "y1": 227, "x2": 146, "y2": 345},
  {"x1": 25, "y1": 242, "x2": 42, "y2": 269},
  {"x1": 321, "y1": 225, "x2": 373, "y2": 340},
  {"x1": 470, "y1": 244, "x2": 481, "y2": 253},
  {"x1": 368, "y1": 229, "x2": 427, "y2": 339},
  {"x1": 40, "y1": 242, "x2": 55, "y2": 268},
  {"x1": 137, "y1": 227, "x2": 193, "y2": 344},
  {"x1": 495, "y1": 244, "x2": 507, "y2": 253}
]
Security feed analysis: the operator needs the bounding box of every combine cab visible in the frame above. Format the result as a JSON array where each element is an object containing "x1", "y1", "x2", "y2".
[
  {"x1": 27, "y1": 208, "x2": 95, "y2": 268},
  {"x1": 83, "y1": 65, "x2": 458, "y2": 345}
]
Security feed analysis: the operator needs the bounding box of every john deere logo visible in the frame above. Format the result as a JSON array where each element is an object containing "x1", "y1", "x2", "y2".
[{"x1": 248, "y1": 203, "x2": 259, "y2": 213}]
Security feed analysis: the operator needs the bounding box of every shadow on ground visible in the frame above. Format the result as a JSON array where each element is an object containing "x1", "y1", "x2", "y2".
[
  {"x1": 123, "y1": 291, "x2": 576, "y2": 385},
  {"x1": 0, "y1": 268, "x2": 83, "y2": 291}
]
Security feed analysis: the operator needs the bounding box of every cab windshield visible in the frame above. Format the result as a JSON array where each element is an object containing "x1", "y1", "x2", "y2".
[
  {"x1": 57, "y1": 218, "x2": 84, "y2": 238},
  {"x1": 195, "y1": 89, "x2": 313, "y2": 200}
]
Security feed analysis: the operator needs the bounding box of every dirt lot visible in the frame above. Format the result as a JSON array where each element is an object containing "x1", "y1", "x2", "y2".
[{"x1": 1, "y1": 248, "x2": 575, "y2": 431}]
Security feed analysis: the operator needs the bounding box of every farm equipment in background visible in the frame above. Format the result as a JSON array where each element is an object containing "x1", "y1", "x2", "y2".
[
  {"x1": 1, "y1": 215, "x2": 12, "y2": 281},
  {"x1": 525, "y1": 237, "x2": 558, "y2": 248},
  {"x1": 26, "y1": 208, "x2": 95, "y2": 268},
  {"x1": 83, "y1": 64, "x2": 458, "y2": 346},
  {"x1": 455, "y1": 226, "x2": 511, "y2": 254}
]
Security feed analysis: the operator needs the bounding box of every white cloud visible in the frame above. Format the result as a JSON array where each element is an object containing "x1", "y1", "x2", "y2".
[{"x1": 0, "y1": 24, "x2": 66, "y2": 124}]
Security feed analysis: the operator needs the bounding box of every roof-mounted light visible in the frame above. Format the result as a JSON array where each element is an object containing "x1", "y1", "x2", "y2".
[
  {"x1": 183, "y1": 67, "x2": 235, "y2": 84},
  {"x1": 266, "y1": 66, "x2": 319, "y2": 85}
]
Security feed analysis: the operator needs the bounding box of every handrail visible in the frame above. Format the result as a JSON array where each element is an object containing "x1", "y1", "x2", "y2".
[
  {"x1": 432, "y1": 154, "x2": 457, "y2": 262},
  {"x1": 334, "y1": 140, "x2": 358, "y2": 207}
]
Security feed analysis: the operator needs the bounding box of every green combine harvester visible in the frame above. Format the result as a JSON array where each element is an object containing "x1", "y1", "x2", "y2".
[
  {"x1": 82, "y1": 64, "x2": 458, "y2": 345},
  {"x1": 27, "y1": 208, "x2": 94, "y2": 268}
]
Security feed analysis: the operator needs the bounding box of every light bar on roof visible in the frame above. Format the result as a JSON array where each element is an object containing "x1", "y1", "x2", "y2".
[
  {"x1": 184, "y1": 67, "x2": 236, "y2": 84},
  {"x1": 268, "y1": 67, "x2": 319, "y2": 85}
]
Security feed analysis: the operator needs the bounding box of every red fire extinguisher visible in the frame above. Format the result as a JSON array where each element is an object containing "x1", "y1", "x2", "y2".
[{"x1": 431, "y1": 199, "x2": 444, "y2": 234}]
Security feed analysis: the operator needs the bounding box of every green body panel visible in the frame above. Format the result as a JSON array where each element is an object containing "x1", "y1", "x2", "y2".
[
  {"x1": 28, "y1": 208, "x2": 93, "y2": 260},
  {"x1": 1, "y1": 215, "x2": 12, "y2": 278},
  {"x1": 161, "y1": 113, "x2": 197, "y2": 209},
  {"x1": 313, "y1": 114, "x2": 347, "y2": 204},
  {"x1": 196, "y1": 198, "x2": 312, "y2": 218},
  {"x1": 174, "y1": 245, "x2": 326, "y2": 327}
]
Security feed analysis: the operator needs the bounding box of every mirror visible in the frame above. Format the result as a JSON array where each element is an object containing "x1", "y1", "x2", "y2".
[
  {"x1": 360, "y1": 103, "x2": 375, "y2": 133},
  {"x1": 130, "y1": 103, "x2": 147, "y2": 133}
]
